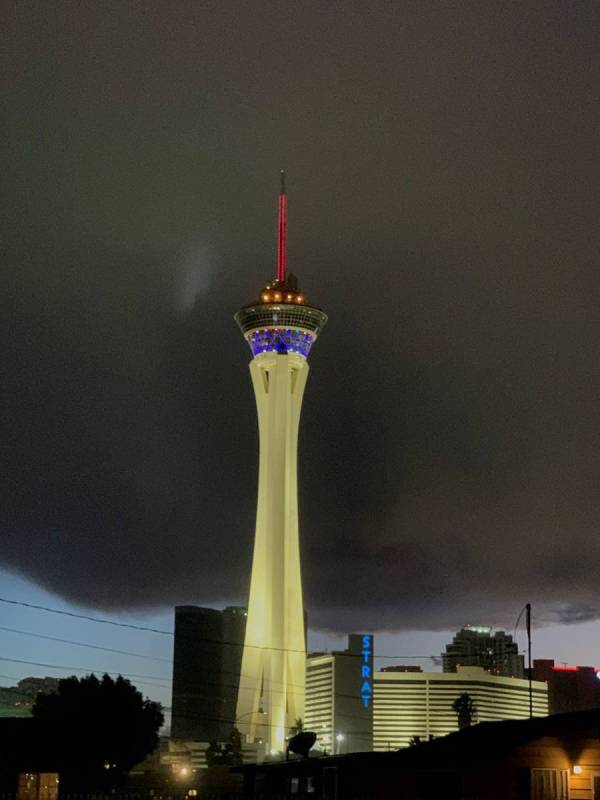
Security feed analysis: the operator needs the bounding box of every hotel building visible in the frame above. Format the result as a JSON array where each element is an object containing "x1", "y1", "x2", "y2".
[
  {"x1": 305, "y1": 635, "x2": 374, "y2": 754},
  {"x1": 442, "y1": 625, "x2": 525, "y2": 678},
  {"x1": 373, "y1": 666, "x2": 548, "y2": 750}
]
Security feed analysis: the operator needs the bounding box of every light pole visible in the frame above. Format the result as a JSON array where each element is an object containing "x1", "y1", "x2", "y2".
[
  {"x1": 236, "y1": 709, "x2": 265, "y2": 723},
  {"x1": 526, "y1": 603, "x2": 533, "y2": 718},
  {"x1": 235, "y1": 709, "x2": 266, "y2": 740},
  {"x1": 335, "y1": 733, "x2": 345, "y2": 754}
]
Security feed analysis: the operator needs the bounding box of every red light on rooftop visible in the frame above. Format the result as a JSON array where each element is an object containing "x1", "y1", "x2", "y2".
[{"x1": 552, "y1": 665, "x2": 578, "y2": 672}]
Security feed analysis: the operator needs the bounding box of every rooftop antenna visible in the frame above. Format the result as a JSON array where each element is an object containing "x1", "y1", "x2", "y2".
[{"x1": 277, "y1": 170, "x2": 287, "y2": 283}]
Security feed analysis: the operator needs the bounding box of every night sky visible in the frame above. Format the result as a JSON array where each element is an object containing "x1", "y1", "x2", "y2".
[{"x1": 3, "y1": 1, "x2": 600, "y2": 702}]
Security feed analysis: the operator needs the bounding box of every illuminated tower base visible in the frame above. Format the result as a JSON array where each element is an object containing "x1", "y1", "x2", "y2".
[
  {"x1": 236, "y1": 352, "x2": 308, "y2": 751},
  {"x1": 235, "y1": 174, "x2": 327, "y2": 753}
]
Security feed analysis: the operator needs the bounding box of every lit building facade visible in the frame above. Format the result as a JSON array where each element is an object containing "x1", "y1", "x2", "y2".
[
  {"x1": 533, "y1": 659, "x2": 600, "y2": 715},
  {"x1": 235, "y1": 175, "x2": 327, "y2": 752},
  {"x1": 442, "y1": 625, "x2": 525, "y2": 678},
  {"x1": 305, "y1": 635, "x2": 374, "y2": 755},
  {"x1": 373, "y1": 666, "x2": 548, "y2": 750}
]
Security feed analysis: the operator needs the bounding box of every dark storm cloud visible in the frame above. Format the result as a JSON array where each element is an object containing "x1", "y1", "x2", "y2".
[{"x1": 2, "y1": 1, "x2": 600, "y2": 630}]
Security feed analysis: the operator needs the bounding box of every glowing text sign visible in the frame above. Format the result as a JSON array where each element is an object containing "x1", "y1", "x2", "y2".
[{"x1": 360, "y1": 634, "x2": 374, "y2": 708}]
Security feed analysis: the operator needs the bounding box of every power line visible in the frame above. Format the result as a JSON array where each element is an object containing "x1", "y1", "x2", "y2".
[
  {"x1": 0, "y1": 625, "x2": 171, "y2": 663},
  {"x1": 0, "y1": 623, "x2": 437, "y2": 695},
  {"x1": 0, "y1": 646, "x2": 304, "y2": 697},
  {"x1": 0, "y1": 596, "x2": 439, "y2": 660},
  {"x1": 173, "y1": 708, "x2": 375, "y2": 736},
  {"x1": 0, "y1": 649, "x2": 546, "y2": 730},
  {"x1": 0, "y1": 626, "x2": 306, "y2": 694},
  {"x1": 0, "y1": 655, "x2": 170, "y2": 687},
  {"x1": 0, "y1": 597, "x2": 172, "y2": 635},
  {"x1": 0, "y1": 648, "x2": 303, "y2": 696},
  {"x1": 0, "y1": 663, "x2": 374, "y2": 728},
  {"x1": 0, "y1": 631, "x2": 399, "y2": 700}
]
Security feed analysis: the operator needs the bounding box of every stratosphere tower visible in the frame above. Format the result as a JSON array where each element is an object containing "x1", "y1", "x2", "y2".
[{"x1": 234, "y1": 174, "x2": 327, "y2": 753}]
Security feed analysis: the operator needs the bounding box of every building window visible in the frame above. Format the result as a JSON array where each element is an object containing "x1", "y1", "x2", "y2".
[
  {"x1": 305, "y1": 775, "x2": 316, "y2": 794},
  {"x1": 531, "y1": 769, "x2": 568, "y2": 800},
  {"x1": 290, "y1": 776, "x2": 300, "y2": 794},
  {"x1": 322, "y1": 767, "x2": 338, "y2": 800}
]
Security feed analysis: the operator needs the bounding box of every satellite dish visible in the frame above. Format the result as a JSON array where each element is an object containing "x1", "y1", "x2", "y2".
[{"x1": 287, "y1": 731, "x2": 317, "y2": 758}]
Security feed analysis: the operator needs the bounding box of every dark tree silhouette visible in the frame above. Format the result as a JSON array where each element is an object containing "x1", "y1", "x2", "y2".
[
  {"x1": 452, "y1": 693, "x2": 476, "y2": 729},
  {"x1": 33, "y1": 673, "x2": 163, "y2": 790}
]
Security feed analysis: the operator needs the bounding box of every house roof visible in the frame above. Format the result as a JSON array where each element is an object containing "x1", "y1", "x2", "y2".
[
  {"x1": 395, "y1": 708, "x2": 600, "y2": 761},
  {"x1": 236, "y1": 709, "x2": 600, "y2": 774}
]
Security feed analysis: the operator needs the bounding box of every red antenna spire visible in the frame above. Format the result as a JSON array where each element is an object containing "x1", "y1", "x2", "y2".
[{"x1": 277, "y1": 170, "x2": 287, "y2": 283}]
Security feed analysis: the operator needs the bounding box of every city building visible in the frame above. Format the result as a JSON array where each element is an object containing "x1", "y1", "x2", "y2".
[
  {"x1": 533, "y1": 659, "x2": 600, "y2": 714},
  {"x1": 171, "y1": 605, "x2": 246, "y2": 741},
  {"x1": 305, "y1": 635, "x2": 374, "y2": 755},
  {"x1": 373, "y1": 665, "x2": 548, "y2": 750},
  {"x1": 442, "y1": 625, "x2": 525, "y2": 677},
  {"x1": 235, "y1": 174, "x2": 328, "y2": 753},
  {"x1": 236, "y1": 709, "x2": 600, "y2": 800}
]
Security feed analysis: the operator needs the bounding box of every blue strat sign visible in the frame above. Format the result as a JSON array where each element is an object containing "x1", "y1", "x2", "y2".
[{"x1": 360, "y1": 634, "x2": 374, "y2": 708}]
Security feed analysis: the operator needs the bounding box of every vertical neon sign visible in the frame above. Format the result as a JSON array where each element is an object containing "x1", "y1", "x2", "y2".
[{"x1": 360, "y1": 634, "x2": 373, "y2": 708}]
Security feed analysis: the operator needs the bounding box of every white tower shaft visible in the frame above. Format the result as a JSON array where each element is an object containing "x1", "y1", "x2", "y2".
[{"x1": 236, "y1": 351, "x2": 308, "y2": 752}]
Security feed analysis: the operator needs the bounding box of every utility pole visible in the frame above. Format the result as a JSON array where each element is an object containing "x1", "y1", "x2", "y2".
[{"x1": 526, "y1": 603, "x2": 533, "y2": 718}]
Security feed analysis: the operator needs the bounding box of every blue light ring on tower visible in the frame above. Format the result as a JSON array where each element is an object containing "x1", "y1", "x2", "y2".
[
  {"x1": 235, "y1": 304, "x2": 327, "y2": 358},
  {"x1": 246, "y1": 326, "x2": 316, "y2": 358}
]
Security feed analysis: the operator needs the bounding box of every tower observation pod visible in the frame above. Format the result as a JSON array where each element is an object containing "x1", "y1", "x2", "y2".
[{"x1": 234, "y1": 173, "x2": 327, "y2": 753}]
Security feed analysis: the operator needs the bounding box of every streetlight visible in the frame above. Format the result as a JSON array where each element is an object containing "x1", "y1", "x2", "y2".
[
  {"x1": 335, "y1": 733, "x2": 345, "y2": 754},
  {"x1": 235, "y1": 710, "x2": 268, "y2": 760}
]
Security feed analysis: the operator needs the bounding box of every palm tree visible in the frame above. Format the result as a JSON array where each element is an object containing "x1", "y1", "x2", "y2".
[
  {"x1": 289, "y1": 717, "x2": 303, "y2": 735},
  {"x1": 452, "y1": 693, "x2": 476, "y2": 729}
]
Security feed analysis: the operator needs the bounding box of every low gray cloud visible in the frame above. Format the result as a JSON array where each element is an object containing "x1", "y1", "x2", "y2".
[{"x1": 2, "y1": 1, "x2": 600, "y2": 632}]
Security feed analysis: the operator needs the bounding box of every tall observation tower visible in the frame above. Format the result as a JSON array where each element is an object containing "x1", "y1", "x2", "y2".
[{"x1": 234, "y1": 174, "x2": 327, "y2": 753}]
